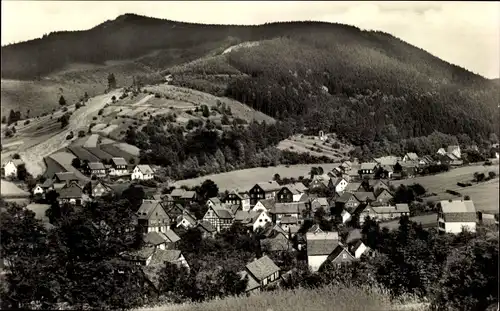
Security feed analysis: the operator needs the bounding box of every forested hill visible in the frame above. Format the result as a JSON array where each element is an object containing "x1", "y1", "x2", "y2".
[{"x1": 2, "y1": 14, "x2": 498, "y2": 149}]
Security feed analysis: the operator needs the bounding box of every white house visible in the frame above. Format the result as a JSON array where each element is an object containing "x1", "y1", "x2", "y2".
[
  {"x1": 234, "y1": 210, "x2": 272, "y2": 232},
  {"x1": 330, "y1": 177, "x2": 348, "y2": 193},
  {"x1": 306, "y1": 231, "x2": 340, "y2": 272},
  {"x1": 340, "y1": 209, "x2": 352, "y2": 224},
  {"x1": 251, "y1": 199, "x2": 275, "y2": 213},
  {"x1": 350, "y1": 240, "x2": 368, "y2": 259},
  {"x1": 33, "y1": 184, "x2": 44, "y2": 196},
  {"x1": 402, "y1": 152, "x2": 419, "y2": 162},
  {"x1": 131, "y1": 165, "x2": 154, "y2": 180},
  {"x1": 438, "y1": 199, "x2": 477, "y2": 234},
  {"x1": 3, "y1": 159, "x2": 24, "y2": 178},
  {"x1": 109, "y1": 157, "x2": 129, "y2": 176}
]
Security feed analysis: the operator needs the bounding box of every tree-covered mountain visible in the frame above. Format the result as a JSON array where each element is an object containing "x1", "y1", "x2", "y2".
[{"x1": 2, "y1": 14, "x2": 498, "y2": 149}]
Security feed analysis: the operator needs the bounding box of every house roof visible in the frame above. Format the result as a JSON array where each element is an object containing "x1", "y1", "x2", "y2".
[
  {"x1": 345, "y1": 229, "x2": 362, "y2": 244},
  {"x1": 292, "y1": 183, "x2": 308, "y2": 192},
  {"x1": 245, "y1": 255, "x2": 280, "y2": 281},
  {"x1": 260, "y1": 236, "x2": 291, "y2": 252},
  {"x1": 137, "y1": 200, "x2": 163, "y2": 219},
  {"x1": 328, "y1": 245, "x2": 355, "y2": 262},
  {"x1": 440, "y1": 200, "x2": 477, "y2": 222},
  {"x1": 298, "y1": 193, "x2": 309, "y2": 202},
  {"x1": 124, "y1": 246, "x2": 156, "y2": 261},
  {"x1": 163, "y1": 230, "x2": 181, "y2": 243},
  {"x1": 197, "y1": 220, "x2": 216, "y2": 233},
  {"x1": 405, "y1": 153, "x2": 419, "y2": 161},
  {"x1": 344, "y1": 183, "x2": 361, "y2": 193},
  {"x1": 288, "y1": 224, "x2": 300, "y2": 235},
  {"x1": 374, "y1": 156, "x2": 400, "y2": 166},
  {"x1": 88, "y1": 162, "x2": 105, "y2": 170},
  {"x1": 58, "y1": 183, "x2": 83, "y2": 199},
  {"x1": 111, "y1": 157, "x2": 128, "y2": 166},
  {"x1": 149, "y1": 249, "x2": 182, "y2": 266},
  {"x1": 177, "y1": 212, "x2": 197, "y2": 226},
  {"x1": 280, "y1": 215, "x2": 299, "y2": 225},
  {"x1": 395, "y1": 204, "x2": 410, "y2": 213},
  {"x1": 213, "y1": 208, "x2": 235, "y2": 219},
  {"x1": 272, "y1": 202, "x2": 308, "y2": 214},
  {"x1": 255, "y1": 181, "x2": 281, "y2": 192},
  {"x1": 55, "y1": 172, "x2": 78, "y2": 182},
  {"x1": 281, "y1": 185, "x2": 300, "y2": 195},
  {"x1": 136, "y1": 165, "x2": 154, "y2": 175},
  {"x1": 312, "y1": 197, "x2": 329, "y2": 207},
  {"x1": 360, "y1": 162, "x2": 378, "y2": 170},
  {"x1": 228, "y1": 204, "x2": 241, "y2": 215},
  {"x1": 307, "y1": 239, "x2": 340, "y2": 256},
  {"x1": 256, "y1": 199, "x2": 276, "y2": 210},
  {"x1": 7, "y1": 159, "x2": 24, "y2": 167},
  {"x1": 447, "y1": 145, "x2": 460, "y2": 153},
  {"x1": 306, "y1": 231, "x2": 339, "y2": 241},
  {"x1": 170, "y1": 189, "x2": 185, "y2": 197},
  {"x1": 341, "y1": 161, "x2": 352, "y2": 168},
  {"x1": 354, "y1": 192, "x2": 376, "y2": 202},
  {"x1": 143, "y1": 231, "x2": 168, "y2": 245},
  {"x1": 376, "y1": 189, "x2": 393, "y2": 198},
  {"x1": 181, "y1": 191, "x2": 196, "y2": 199},
  {"x1": 336, "y1": 192, "x2": 356, "y2": 203},
  {"x1": 307, "y1": 224, "x2": 323, "y2": 233},
  {"x1": 234, "y1": 210, "x2": 252, "y2": 223},
  {"x1": 238, "y1": 271, "x2": 260, "y2": 292},
  {"x1": 369, "y1": 204, "x2": 409, "y2": 214},
  {"x1": 208, "y1": 197, "x2": 221, "y2": 205},
  {"x1": 369, "y1": 180, "x2": 388, "y2": 188}
]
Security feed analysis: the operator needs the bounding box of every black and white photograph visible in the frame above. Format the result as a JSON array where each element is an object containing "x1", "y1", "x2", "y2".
[{"x1": 0, "y1": 1, "x2": 499, "y2": 310}]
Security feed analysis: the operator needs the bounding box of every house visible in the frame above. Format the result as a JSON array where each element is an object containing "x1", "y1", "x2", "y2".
[
  {"x1": 340, "y1": 161, "x2": 352, "y2": 171},
  {"x1": 260, "y1": 228, "x2": 292, "y2": 252},
  {"x1": 196, "y1": 221, "x2": 217, "y2": 238},
  {"x1": 87, "y1": 162, "x2": 106, "y2": 177},
  {"x1": 306, "y1": 231, "x2": 340, "y2": 272},
  {"x1": 234, "y1": 210, "x2": 272, "y2": 231},
  {"x1": 131, "y1": 165, "x2": 154, "y2": 180},
  {"x1": 54, "y1": 172, "x2": 80, "y2": 185},
  {"x1": 344, "y1": 182, "x2": 362, "y2": 194},
  {"x1": 310, "y1": 197, "x2": 330, "y2": 213},
  {"x1": 353, "y1": 192, "x2": 376, "y2": 204},
  {"x1": 400, "y1": 162, "x2": 418, "y2": 177},
  {"x1": 419, "y1": 155, "x2": 434, "y2": 166},
  {"x1": 206, "y1": 197, "x2": 222, "y2": 208},
  {"x1": 438, "y1": 199, "x2": 477, "y2": 234},
  {"x1": 176, "y1": 211, "x2": 197, "y2": 230},
  {"x1": 335, "y1": 192, "x2": 361, "y2": 213},
  {"x1": 326, "y1": 245, "x2": 357, "y2": 268},
  {"x1": 249, "y1": 181, "x2": 281, "y2": 206},
  {"x1": 359, "y1": 162, "x2": 378, "y2": 178},
  {"x1": 170, "y1": 188, "x2": 185, "y2": 200},
  {"x1": 308, "y1": 178, "x2": 330, "y2": 191},
  {"x1": 123, "y1": 247, "x2": 188, "y2": 269},
  {"x1": 447, "y1": 145, "x2": 461, "y2": 159},
  {"x1": 3, "y1": 159, "x2": 24, "y2": 178},
  {"x1": 332, "y1": 166, "x2": 344, "y2": 177},
  {"x1": 57, "y1": 182, "x2": 87, "y2": 205},
  {"x1": 437, "y1": 148, "x2": 447, "y2": 156},
  {"x1": 137, "y1": 200, "x2": 171, "y2": 233},
  {"x1": 374, "y1": 156, "x2": 400, "y2": 167},
  {"x1": 252, "y1": 198, "x2": 276, "y2": 212},
  {"x1": 269, "y1": 202, "x2": 309, "y2": 223},
  {"x1": 329, "y1": 177, "x2": 349, "y2": 193},
  {"x1": 380, "y1": 165, "x2": 394, "y2": 179},
  {"x1": 340, "y1": 209, "x2": 352, "y2": 224},
  {"x1": 179, "y1": 191, "x2": 197, "y2": 205},
  {"x1": 279, "y1": 215, "x2": 300, "y2": 232},
  {"x1": 276, "y1": 185, "x2": 301, "y2": 203},
  {"x1": 375, "y1": 188, "x2": 394, "y2": 203},
  {"x1": 240, "y1": 255, "x2": 280, "y2": 293},
  {"x1": 32, "y1": 184, "x2": 44, "y2": 196},
  {"x1": 202, "y1": 205, "x2": 235, "y2": 232},
  {"x1": 477, "y1": 211, "x2": 499, "y2": 228},
  {"x1": 358, "y1": 203, "x2": 410, "y2": 225},
  {"x1": 368, "y1": 180, "x2": 390, "y2": 192},
  {"x1": 109, "y1": 157, "x2": 129, "y2": 176},
  {"x1": 143, "y1": 230, "x2": 181, "y2": 250},
  {"x1": 403, "y1": 152, "x2": 419, "y2": 162},
  {"x1": 222, "y1": 190, "x2": 251, "y2": 212},
  {"x1": 86, "y1": 180, "x2": 113, "y2": 198}
]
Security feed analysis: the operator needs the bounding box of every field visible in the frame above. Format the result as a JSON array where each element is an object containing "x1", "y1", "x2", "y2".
[
  {"x1": 278, "y1": 134, "x2": 353, "y2": 162},
  {"x1": 68, "y1": 146, "x2": 100, "y2": 162},
  {"x1": 174, "y1": 163, "x2": 340, "y2": 192},
  {"x1": 391, "y1": 164, "x2": 499, "y2": 212},
  {"x1": 0, "y1": 180, "x2": 30, "y2": 198},
  {"x1": 47, "y1": 152, "x2": 89, "y2": 182},
  {"x1": 135, "y1": 284, "x2": 427, "y2": 311}
]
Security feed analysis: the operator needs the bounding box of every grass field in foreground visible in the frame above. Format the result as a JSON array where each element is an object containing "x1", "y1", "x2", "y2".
[
  {"x1": 173, "y1": 163, "x2": 340, "y2": 191},
  {"x1": 135, "y1": 284, "x2": 428, "y2": 311}
]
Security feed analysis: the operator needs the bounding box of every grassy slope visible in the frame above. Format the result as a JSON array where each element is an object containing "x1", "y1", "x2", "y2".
[{"x1": 136, "y1": 284, "x2": 428, "y2": 311}]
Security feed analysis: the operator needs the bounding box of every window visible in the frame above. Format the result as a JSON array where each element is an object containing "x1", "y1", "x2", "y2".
[{"x1": 342, "y1": 253, "x2": 347, "y2": 259}]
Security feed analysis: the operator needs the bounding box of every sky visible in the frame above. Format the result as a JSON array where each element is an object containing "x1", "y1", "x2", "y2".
[{"x1": 2, "y1": 1, "x2": 499, "y2": 78}]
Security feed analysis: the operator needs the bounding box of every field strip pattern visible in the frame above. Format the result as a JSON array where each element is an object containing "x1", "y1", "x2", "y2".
[
  {"x1": 90, "y1": 124, "x2": 108, "y2": 133},
  {"x1": 117, "y1": 108, "x2": 132, "y2": 117},
  {"x1": 132, "y1": 94, "x2": 154, "y2": 107},
  {"x1": 83, "y1": 134, "x2": 99, "y2": 148},
  {"x1": 99, "y1": 124, "x2": 119, "y2": 135},
  {"x1": 130, "y1": 106, "x2": 149, "y2": 116}
]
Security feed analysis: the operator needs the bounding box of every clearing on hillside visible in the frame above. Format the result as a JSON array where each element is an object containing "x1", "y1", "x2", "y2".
[{"x1": 277, "y1": 134, "x2": 353, "y2": 162}]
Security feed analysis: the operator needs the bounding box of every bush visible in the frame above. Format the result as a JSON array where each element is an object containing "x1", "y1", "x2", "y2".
[
  {"x1": 66, "y1": 132, "x2": 74, "y2": 140},
  {"x1": 24, "y1": 120, "x2": 30, "y2": 125},
  {"x1": 98, "y1": 109, "x2": 104, "y2": 116},
  {"x1": 62, "y1": 107, "x2": 68, "y2": 112},
  {"x1": 154, "y1": 93, "x2": 161, "y2": 98},
  {"x1": 93, "y1": 116, "x2": 97, "y2": 120},
  {"x1": 78, "y1": 130, "x2": 86, "y2": 138}
]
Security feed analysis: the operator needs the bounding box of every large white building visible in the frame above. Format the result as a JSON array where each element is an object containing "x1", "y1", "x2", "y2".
[
  {"x1": 3, "y1": 159, "x2": 24, "y2": 178},
  {"x1": 131, "y1": 165, "x2": 154, "y2": 180},
  {"x1": 438, "y1": 199, "x2": 477, "y2": 234}
]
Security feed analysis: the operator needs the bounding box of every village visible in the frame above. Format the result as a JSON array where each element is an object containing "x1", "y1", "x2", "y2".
[{"x1": 2, "y1": 132, "x2": 499, "y2": 294}]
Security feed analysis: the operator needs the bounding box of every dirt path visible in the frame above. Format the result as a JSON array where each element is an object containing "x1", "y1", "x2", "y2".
[{"x1": 19, "y1": 90, "x2": 122, "y2": 177}]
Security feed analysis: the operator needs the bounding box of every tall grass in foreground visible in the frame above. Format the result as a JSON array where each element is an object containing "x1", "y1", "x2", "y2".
[{"x1": 136, "y1": 284, "x2": 429, "y2": 311}]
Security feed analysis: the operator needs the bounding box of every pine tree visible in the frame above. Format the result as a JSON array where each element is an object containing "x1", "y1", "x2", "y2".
[{"x1": 59, "y1": 95, "x2": 66, "y2": 106}]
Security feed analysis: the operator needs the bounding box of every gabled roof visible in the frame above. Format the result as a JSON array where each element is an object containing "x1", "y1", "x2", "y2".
[
  {"x1": 374, "y1": 156, "x2": 400, "y2": 166},
  {"x1": 404, "y1": 153, "x2": 419, "y2": 161},
  {"x1": 135, "y1": 165, "x2": 154, "y2": 175},
  {"x1": 111, "y1": 157, "x2": 128, "y2": 166},
  {"x1": 330, "y1": 177, "x2": 346, "y2": 187},
  {"x1": 228, "y1": 204, "x2": 241, "y2": 215},
  {"x1": 344, "y1": 182, "x2": 361, "y2": 193},
  {"x1": 306, "y1": 231, "x2": 339, "y2": 241},
  {"x1": 245, "y1": 255, "x2": 280, "y2": 281},
  {"x1": 165, "y1": 204, "x2": 185, "y2": 219},
  {"x1": 123, "y1": 246, "x2": 156, "y2": 261},
  {"x1": 58, "y1": 183, "x2": 83, "y2": 199},
  {"x1": 170, "y1": 189, "x2": 185, "y2": 197},
  {"x1": 181, "y1": 191, "x2": 196, "y2": 199},
  {"x1": 298, "y1": 193, "x2": 309, "y2": 202},
  {"x1": 163, "y1": 230, "x2": 181, "y2": 243},
  {"x1": 307, "y1": 239, "x2": 340, "y2": 256},
  {"x1": 280, "y1": 185, "x2": 300, "y2": 195},
  {"x1": 307, "y1": 224, "x2": 323, "y2": 233},
  {"x1": 6, "y1": 159, "x2": 24, "y2": 167},
  {"x1": 54, "y1": 172, "x2": 78, "y2": 182},
  {"x1": 312, "y1": 197, "x2": 329, "y2": 207},
  {"x1": 353, "y1": 192, "x2": 376, "y2": 202},
  {"x1": 213, "y1": 207, "x2": 235, "y2": 219},
  {"x1": 368, "y1": 179, "x2": 389, "y2": 188},
  {"x1": 137, "y1": 200, "x2": 163, "y2": 220},
  {"x1": 376, "y1": 188, "x2": 393, "y2": 198},
  {"x1": 254, "y1": 181, "x2": 281, "y2": 192},
  {"x1": 256, "y1": 199, "x2": 276, "y2": 210},
  {"x1": 328, "y1": 245, "x2": 355, "y2": 262},
  {"x1": 360, "y1": 162, "x2": 378, "y2": 170},
  {"x1": 440, "y1": 200, "x2": 477, "y2": 222},
  {"x1": 336, "y1": 192, "x2": 357, "y2": 203},
  {"x1": 272, "y1": 202, "x2": 308, "y2": 214},
  {"x1": 238, "y1": 271, "x2": 260, "y2": 292},
  {"x1": 369, "y1": 204, "x2": 409, "y2": 214},
  {"x1": 208, "y1": 197, "x2": 221, "y2": 205},
  {"x1": 143, "y1": 231, "x2": 168, "y2": 245},
  {"x1": 177, "y1": 212, "x2": 197, "y2": 226},
  {"x1": 88, "y1": 162, "x2": 105, "y2": 170},
  {"x1": 197, "y1": 220, "x2": 216, "y2": 233},
  {"x1": 280, "y1": 215, "x2": 299, "y2": 225},
  {"x1": 292, "y1": 183, "x2": 308, "y2": 193}
]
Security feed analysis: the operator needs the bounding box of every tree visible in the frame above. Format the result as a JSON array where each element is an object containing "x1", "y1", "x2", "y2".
[
  {"x1": 16, "y1": 164, "x2": 28, "y2": 181},
  {"x1": 122, "y1": 185, "x2": 145, "y2": 209},
  {"x1": 1, "y1": 116, "x2": 6, "y2": 124},
  {"x1": 108, "y1": 73, "x2": 117, "y2": 89},
  {"x1": 12, "y1": 153, "x2": 21, "y2": 160},
  {"x1": 59, "y1": 113, "x2": 70, "y2": 128},
  {"x1": 201, "y1": 105, "x2": 210, "y2": 118},
  {"x1": 488, "y1": 171, "x2": 496, "y2": 180},
  {"x1": 273, "y1": 173, "x2": 281, "y2": 182},
  {"x1": 71, "y1": 158, "x2": 81, "y2": 169},
  {"x1": 59, "y1": 95, "x2": 66, "y2": 106},
  {"x1": 197, "y1": 179, "x2": 219, "y2": 201}
]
